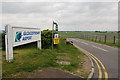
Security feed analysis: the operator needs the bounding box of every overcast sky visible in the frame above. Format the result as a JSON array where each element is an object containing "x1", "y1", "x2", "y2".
[{"x1": 1, "y1": 1, "x2": 118, "y2": 31}]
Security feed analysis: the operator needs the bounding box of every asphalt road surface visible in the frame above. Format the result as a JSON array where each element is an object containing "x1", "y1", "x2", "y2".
[
  {"x1": 22, "y1": 68, "x2": 82, "y2": 79},
  {"x1": 67, "y1": 38, "x2": 118, "y2": 79}
]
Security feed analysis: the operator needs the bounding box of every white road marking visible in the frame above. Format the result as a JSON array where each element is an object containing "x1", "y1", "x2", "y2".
[
  {"x1": 91, "y1": 45, "x2": 108, "y2": 52},
  {"x1": 68, "y1": 38, "x2": 109, "y2": 52},
  {"x1": 81, "y1": 42, "x2": 89, "y2": 45}
]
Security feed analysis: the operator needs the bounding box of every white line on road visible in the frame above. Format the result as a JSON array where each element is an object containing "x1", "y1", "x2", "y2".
[
  {"x1": 81, "y1": 42, "x2": 89, "y2": 45},
  {"x1": 91, "y1": 45, "x2": 108, "y2": 52},
  {"x1": 68, "y1": 38, "x2": 108, "y2": 52}
]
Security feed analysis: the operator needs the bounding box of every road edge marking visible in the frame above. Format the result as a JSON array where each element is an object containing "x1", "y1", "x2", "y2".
[
  {"x1": 90, "y1": 53, "x2": 109, "y2": 80},
  {"x1": 73, "y1": 44, "x2": 95, "y2": 79},
  {"x1": 73, "y1": 43, "x2": 108, "y2": 80},
  {"x1": 90, "y1": 55, "x2": 102, "y2": 79}
]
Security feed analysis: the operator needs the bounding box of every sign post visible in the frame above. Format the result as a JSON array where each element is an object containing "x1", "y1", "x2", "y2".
[
  {"x1": 52, "y1": 21, "x2": 59, "y2": 49},
  {"x1": 5, "y1": 25, "x2": 41, "y2": 62},
  {"x1": 52, "y1": 21, "x2": 54, "y2": 49},
  {"x1": 37, "y1": 40, "x2": 41, "y2": 49},
  {"x1": 5, "y1": 25, "x2": 13, "y2": 62}
]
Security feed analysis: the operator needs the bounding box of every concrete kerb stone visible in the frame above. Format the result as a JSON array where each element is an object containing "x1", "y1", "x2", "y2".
[
  {"x1": 72, "y1": 43, "x2": 95, "y2": 80},
  {"x1": 56, "y1": 61, "x2": 71, "y2": 65}
]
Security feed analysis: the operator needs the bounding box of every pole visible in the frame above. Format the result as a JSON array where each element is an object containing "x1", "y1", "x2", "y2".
[
  {"x1": 5, "y1": 25, "x2": 13, "y2": 62},
  {"x1": 95, "y1": 36, "x2": 97, "y2": 42},
  {"x1": 105, "y1": 35, "x2": 106, "y2": 43},
  {"x1": 37, "y1": 29, "x2": 41, "y2": 49},
  {"x1": 99, "y1": 36, "x2": 101, "y2": 42},
  {"x1": 52, "y1": 21, "x2": 53, "y2": 49},
  {"x1": 113, "y1": 36, "x2": 115, "y2": 44}
]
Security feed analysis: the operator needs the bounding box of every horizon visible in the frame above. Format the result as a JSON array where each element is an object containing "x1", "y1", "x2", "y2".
[{"x1": 0, "y1": 29, "x2": 119, "y2": 32}]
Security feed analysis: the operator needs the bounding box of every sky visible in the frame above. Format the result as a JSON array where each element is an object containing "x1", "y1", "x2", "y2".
[{"x1": 0, "y1": 0, "x2": 119, "y2": 31}]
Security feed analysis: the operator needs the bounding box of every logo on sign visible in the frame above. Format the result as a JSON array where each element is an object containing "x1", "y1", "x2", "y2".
[
  {"x1": 15, "y1": 32, "x2": 22, "y2": 42},
  {"x1": 54, "y1": 34, "x2": 59, "y2": 38}
]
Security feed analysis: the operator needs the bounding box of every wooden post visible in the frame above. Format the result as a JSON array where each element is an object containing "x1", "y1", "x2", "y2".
[
  {"x1": 99, "y1": 36, "x2": 101, "y2": 42},
  {"x1": 105, "y1": 35, "x2": 106, "y2": 43},
  {"x1": 92, "y1": 36, "x2": 94, "y2": 41},
  {"x1": 95, "y1": 36, "x2": 97, "y2": 42},
  {"x1": 113, "y1": 36, "x2": 115, "y2": 44}
]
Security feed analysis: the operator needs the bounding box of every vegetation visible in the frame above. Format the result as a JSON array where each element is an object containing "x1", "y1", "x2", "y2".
[
  {"x1": 2, "y1": 38, "x2": 86, "y2": 78},
  {"x1": 41, "y1": 30, "x2": 52, "y2": 49},
  {"x1": 59, "y1": 31, "x2": 119, "y2": 47},
  {"x1": 0, "y1": 33, "x2": 5, "y2": 50}
]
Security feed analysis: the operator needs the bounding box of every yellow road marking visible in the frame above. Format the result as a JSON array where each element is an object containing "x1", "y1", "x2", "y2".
[
  {"x1": 90, "y1": 55, "x2": 102, "y2": 79},
  {"x1": 89, "y1": 53, "x2": 109, "y2": 80},
  {"x1": 74, "y1": 44, "x2": 108, "y2": 80}
]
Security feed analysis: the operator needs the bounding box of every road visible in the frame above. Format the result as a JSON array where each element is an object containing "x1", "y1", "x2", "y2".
[
  {"x1": 67, "y1": 38, "x2": 118, "y2": 79},
  {"x1": 22, "y1": 68, "x2": 81, "y2": 79}
]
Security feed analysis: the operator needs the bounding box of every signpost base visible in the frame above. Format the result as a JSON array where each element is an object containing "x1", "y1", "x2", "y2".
[{"x1": 37, "y1": 40, "x2": 41, "y2": 49}]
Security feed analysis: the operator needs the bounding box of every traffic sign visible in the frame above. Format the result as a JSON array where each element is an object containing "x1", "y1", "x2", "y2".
[
  {"x1": 54, "y1": 38, "x2": 59, "y2": 44},
  {"x1": 54, "y1": 34, "x2": 59, "y2": 38}
]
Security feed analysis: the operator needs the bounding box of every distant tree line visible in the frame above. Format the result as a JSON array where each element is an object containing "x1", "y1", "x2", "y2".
[{"x1": 95, "y1": 31, "x2": 120, "y2": 33}]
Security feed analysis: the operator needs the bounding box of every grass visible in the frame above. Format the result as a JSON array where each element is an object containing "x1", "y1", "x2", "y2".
[
  {"x1": 2, "y1": 38, "x2": 86, "y2": 78},
  {"x1": 59, "y1": 31, "x2": 119, "y2": 47},
  {"x1": 59, "y1": 31, "x2": 119, "y2": 38}
]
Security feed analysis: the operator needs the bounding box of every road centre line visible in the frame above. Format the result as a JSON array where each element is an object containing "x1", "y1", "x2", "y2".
[
  {"x1": 81, "y1": 42, "x2": 89, "y2": 45},
  {"x1": 73, "y1": 44, "x2": 108, "y2": 80},
  {"x1": 91, "y1": 45, "x2": 108, "y2": 52},
  {"x1": 72, "y1": 38, "x2": 117, "y2": 50},
  {"x1": 72, "y1": 39, "x2": 108, "y2": 52},
  {"x1": 79, "y1": 38, "x2": 118, "y2": 50}
]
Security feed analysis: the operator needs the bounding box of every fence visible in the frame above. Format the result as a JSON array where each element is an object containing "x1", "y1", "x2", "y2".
[
  {"x1": 60, "y1": 32, "x2": 119, "y2": 47},
  {"x1": 81, "y1": 34, "x2": 119, "y2": 45}
]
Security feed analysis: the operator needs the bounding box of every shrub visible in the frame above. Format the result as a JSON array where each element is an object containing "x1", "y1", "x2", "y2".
[
  {"x1": 1, "y1": 32, "x2": 5, "y2": 50},
  {"x1": 41, "y1": 30, "x2": 52, "y2": 49}
]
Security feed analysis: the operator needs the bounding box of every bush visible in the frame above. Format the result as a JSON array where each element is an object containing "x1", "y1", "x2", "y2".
[
  {"x1": 41, "y1": 30, "x2": 52, "y2": 49},
  {"x1": 0, "y1": 32, "x2": 5, "y2": 50}
]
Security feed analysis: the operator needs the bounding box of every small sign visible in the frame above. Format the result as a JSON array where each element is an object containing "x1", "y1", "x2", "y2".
[
  {"x1": 54, "y1": 38, "x2": 59, "y2": 44},
  {"x1": 54, "y1": 34, "x2": 59, "y2": 38}
]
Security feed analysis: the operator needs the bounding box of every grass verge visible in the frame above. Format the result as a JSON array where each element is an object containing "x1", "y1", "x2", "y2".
[
  {"x1": 2, "y1": 38, "x2": 89, "y2": 78},
  {"x1": 59, "y1": 32, "x2": 119, "y2": 47}
]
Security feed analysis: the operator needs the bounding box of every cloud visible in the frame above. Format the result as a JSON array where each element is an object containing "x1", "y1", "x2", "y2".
[
  {"x1": 2, "y1": 0, "x2": 119, "y2": 2},
  {"x1": 1, "y1": 2, "x2": 118, "y2": 31}
]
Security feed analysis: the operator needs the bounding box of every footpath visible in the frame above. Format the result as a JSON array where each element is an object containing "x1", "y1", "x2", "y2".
[{"x1": 22, "y1": 68, "x2": 82, "y2": 78}]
